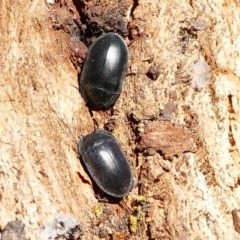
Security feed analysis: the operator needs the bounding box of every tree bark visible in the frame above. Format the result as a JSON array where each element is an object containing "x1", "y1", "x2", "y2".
[{"x1": 1, "y1": 0, "x2": 240, "y2": 239}]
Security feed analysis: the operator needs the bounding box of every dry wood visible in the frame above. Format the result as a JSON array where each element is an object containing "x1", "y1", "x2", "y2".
[{"x1": 0, "y1": 0, "x2": 240, "y2": 239}]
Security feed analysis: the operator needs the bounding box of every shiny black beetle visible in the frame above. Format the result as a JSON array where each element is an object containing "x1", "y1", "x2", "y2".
[
  {"x1": 79, "y1": 33, "x2": 129, "y2": 109},
  {"x1": 78, "y1": 130, "x2": 133, "y2": 198}
]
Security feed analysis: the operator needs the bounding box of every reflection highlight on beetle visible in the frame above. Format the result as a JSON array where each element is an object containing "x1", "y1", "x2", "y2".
[
  {"x1": 105, "y1": 44, "x2": 120, "y2": 73},
  {"x1": 98, "y1": 147, "x2": 117, "y2": 171},
  {"x1": 78, "y1": 130, "x2": 133, "y2": 198}
]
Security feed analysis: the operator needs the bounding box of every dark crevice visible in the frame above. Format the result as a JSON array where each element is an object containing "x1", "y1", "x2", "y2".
[
  {"x1": 71, "y1": 0, "x2": 102, "y2": 45},
  {"x1": 146, "y1": 221, "x2": 154, "y2": 240},
  {"x1": 127, "y1": 0, "x2": 140, "y2": 41},
  {"x1": 126, "y1": 113, "x2": 144, "y2": 197},
  {"x1": 88, "y1": 108, "x2": 99, "y2": 131},
  {"x1": 189, "y1": 0, "x2": 193, "y2": 8},
  {"x1": 129, "y1": 0, "x2": 139, "y2": 19},
  {"x1": 228, "y1": 94, "x2": 236, "y2": 149},
  {"x1": 228, "y1": 94, "x2": 235, "y2": 114},
  {"x1": 127, "y1": 113, "x2": 141, "y2": 146}
]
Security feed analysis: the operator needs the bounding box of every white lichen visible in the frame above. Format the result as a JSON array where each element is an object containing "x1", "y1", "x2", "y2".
[
  {"x1": 192, "y1": 57, "x2": 211, "y2": 88},
  {"x1": 39, "y1": 213, "x2": 83, "y2": 240},
  {"x1": 46, "y1": 0, "x2": 55, "y2": 4}
]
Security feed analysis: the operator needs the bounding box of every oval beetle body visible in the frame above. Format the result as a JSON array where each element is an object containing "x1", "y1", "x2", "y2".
[
  {"x1": 79, "y1": 33, "x2": 129, "y2": 109},
  {"x1": 78, "y1": 130, "x2": 133, "y2": 198}
]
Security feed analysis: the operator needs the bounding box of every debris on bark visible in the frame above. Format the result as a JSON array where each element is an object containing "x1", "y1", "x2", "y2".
[
  {"x1": 232, "y1": 209, "x2": 240, "y2": 234},
  {"x1": 139, "y1": 121, "x2": 196, "y2": 158},
  {"x1": 1, "y1": 220, "x2": 26, "y2": 240},
  {"x1": 39, "y1": 213, "x2": 83, "y2": 240},
  {"x1": 73, "y1": 0, "x2": 133, "y2": 45}
]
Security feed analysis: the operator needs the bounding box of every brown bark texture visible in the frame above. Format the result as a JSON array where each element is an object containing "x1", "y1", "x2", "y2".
[{"x1": 0, "y1": 0, "x2": 240, "y2": 239}]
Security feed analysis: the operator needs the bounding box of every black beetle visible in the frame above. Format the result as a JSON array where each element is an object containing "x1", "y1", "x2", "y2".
[
  {"x1": 79, "y1": 33, "x2": 129, "y2": 109},
  {"x1": 78, "y1": 130, "x2": 133, "y2": 198}
]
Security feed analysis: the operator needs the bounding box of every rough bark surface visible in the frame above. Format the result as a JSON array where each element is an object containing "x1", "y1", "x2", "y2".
[{"x1": 0, "y1": 0, "x2": 240, "y2": 239}]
